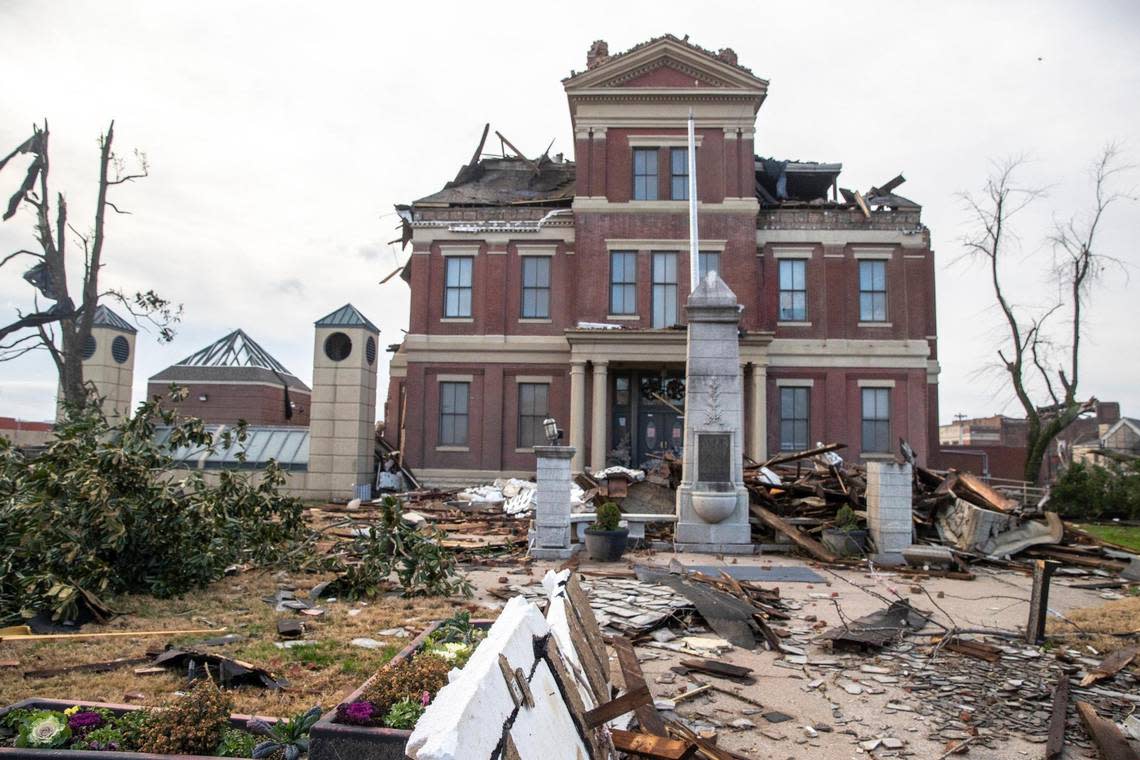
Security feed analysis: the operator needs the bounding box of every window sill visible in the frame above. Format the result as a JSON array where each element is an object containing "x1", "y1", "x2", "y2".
[
  {"x1": 858, "y1": 321, "x2": 893, "y2": 328},
  {"x1": 514, "y1": 447, "x2": 538, "y2": 454},
  {"x1": 861, "y1": 452, "x2": 895, "y2": 461},
  {"x1": 441, "y1": 317, "x2": 474, "y2": 323},
  {"x1": 435, "y1": 446, "x2": 470, "y2": 452},
  {"x1": 606, "y1": 314, "x2": 641, "y2": 321},
  {"x1": 518, "y1": 318, "x2": 552, "y2": 324},
  {"x1": 777, "y1": 321, "x2": 812, "y2": 327}
]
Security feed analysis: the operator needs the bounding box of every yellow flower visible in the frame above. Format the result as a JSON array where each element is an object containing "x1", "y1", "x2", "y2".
[{"x1": 63, "y1": 706, "x2": 80, "y2": 717}]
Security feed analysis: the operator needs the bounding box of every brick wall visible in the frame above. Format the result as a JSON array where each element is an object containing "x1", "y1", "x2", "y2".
[{"x1": 145, "y1": 382, "x2": 311, "y2": 427}]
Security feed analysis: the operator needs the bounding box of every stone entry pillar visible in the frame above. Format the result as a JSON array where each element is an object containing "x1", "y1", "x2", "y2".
[
  {"x1": 529, "y1": 445, "x2": 577, "y2": 560},
  {"x1": 866, "y1": 460, "x2": 913, "y2": 565},
  {"x1": 675, "y1": 274, "x2": 752, "y2": 553}
]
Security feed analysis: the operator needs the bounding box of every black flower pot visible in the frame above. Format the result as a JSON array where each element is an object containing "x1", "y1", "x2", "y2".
[{"x1": 584, "y1": 527, "x2": 629, "y2": 562}]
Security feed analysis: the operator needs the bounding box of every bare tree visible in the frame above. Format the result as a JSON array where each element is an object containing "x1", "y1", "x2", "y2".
[
  {"x1": 961, "y1": 146, "x2": 1133, "y2": 482},
  {"x1": 0, "y1": 121, "x2": 181, "y2": 409}
]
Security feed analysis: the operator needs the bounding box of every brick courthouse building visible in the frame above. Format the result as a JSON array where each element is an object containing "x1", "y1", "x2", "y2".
[{"x1": 385, "y1": 36, "x2": 940, "y2": 485}]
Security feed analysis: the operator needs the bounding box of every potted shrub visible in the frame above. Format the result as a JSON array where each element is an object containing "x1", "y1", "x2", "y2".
[
  {"x1": 584, "y1": 502, "x2": 628, "y2": 562},
  {"x1": 821, "y1": 505, "x2": 868, "y2": 556}
]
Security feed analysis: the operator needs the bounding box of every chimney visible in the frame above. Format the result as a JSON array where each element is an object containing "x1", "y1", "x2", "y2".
[
  {"x1": 586, "y1": 40, "x2": 609, "y2": 69},
  {"x1": 1096, "y1": 401, "x2": 1120, "y2": 424}
]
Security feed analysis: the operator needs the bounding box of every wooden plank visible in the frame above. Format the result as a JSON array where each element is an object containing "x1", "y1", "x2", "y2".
[
  {"x1": 677, "y1": 658, "x2": 753, "y2": 680},
  {"x1": 1080, "y1": 646, "x2": 1138, "y2": 687},
  {"x1": 611, "y1": 729, "x2": 695, "y2": 760},
  {"x1": 1045, "y1": 676, "x2": 1069, "y2": 760},
  {"x1": 1075, "y1": 701, "x2": 1140, "y2": 760},
  {"x1": 583, "y1": 684, "x2": 651, "y2": 728},
  {"x1": 954, "y1": 471, "x2": 1018, "y2": 512},
  {"x1": 940, "y1": 639, "x2": 1001, "y2": 663},
  {"x1": 562, "y1": 588, "x2": 611, "y2": 705},
  {"x1": 23, "y1": 655, "x2": 151, "y2": 680},
  {"x1": 565, "y1": 574, "x2": 608, "y2": 670},
  {"x1": 0, "y1": 627, "x2": 225, "y2": 642},
  {"x1": 749, "y1": 505, "x2": 838, "y2": 563},
  {"x1": 612, "y1": 636, "x2": 667, "y2": 738}
]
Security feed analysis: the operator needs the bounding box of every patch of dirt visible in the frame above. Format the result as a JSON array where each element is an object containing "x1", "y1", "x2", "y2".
[
  {"x1": 0, "y1": 570, "x2": 494, "y2": 718},
  {"x1": 1047, "y1": 593, "x2": 1140, "y2": 655}
]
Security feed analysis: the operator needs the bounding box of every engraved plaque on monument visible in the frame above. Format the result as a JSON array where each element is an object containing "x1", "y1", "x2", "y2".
[{"x1": 697, "y1": 433, "x2": 731, "y2": 483}]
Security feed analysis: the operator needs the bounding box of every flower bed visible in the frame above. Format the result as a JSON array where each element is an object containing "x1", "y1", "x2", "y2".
[
  {"x1": 0, "y1": 698, "x2": 275, "y2": 759},
  {"x1": 309, "y1": 615, "x2": 490, "y2": 760}
]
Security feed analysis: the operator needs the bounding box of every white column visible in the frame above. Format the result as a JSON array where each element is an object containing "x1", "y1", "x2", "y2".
[
  {"x1": 866, "y1": 461, "x2": 913, "y2": 565},
  {"x1": 750, "y1": 364, "x2": 768, "y2": 462},
  {"x1": 590, "y1": 360, "x2": 609, "y2": 473},
  {"x1": 569, "y1": 361, "x2": 586, "y2": 472}
]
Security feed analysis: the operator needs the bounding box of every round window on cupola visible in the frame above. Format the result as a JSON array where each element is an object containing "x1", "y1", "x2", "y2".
[
  {"x1": 324, "y1": 332, "x2": 352, "y2": 362},
  {"x1": 366, "y1": 336, "x2": 377, "y2": 365},
  {"x1": 81, "y1": 334, "x2": 97, "y2": 360},
  {"x1": 111, "y1": 335, "x2": 130, "y2": 364}
]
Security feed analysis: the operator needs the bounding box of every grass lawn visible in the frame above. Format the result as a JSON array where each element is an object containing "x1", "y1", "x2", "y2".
[
  {"x1": 1076, "y1": 522, "x2": 1140, "y2": 553},
  {"x1": 0, "y1": 570, "x2": 495, "y2": 719}
]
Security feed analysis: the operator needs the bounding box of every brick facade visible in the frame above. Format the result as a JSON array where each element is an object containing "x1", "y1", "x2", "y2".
[
  {"x1": 144, "y1": 381, "x2": 311, "y2": 427},
  {"x1": 385, "y1": 36, "x2": 941, "y2": 485}
]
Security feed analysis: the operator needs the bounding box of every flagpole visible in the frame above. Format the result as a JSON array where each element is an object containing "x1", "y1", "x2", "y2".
[{"x1": 687, "y1": 109, "x2": 699, "y2": 293}]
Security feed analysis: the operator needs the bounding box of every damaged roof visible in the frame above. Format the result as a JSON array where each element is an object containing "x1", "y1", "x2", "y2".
[
  {"x1": 562, "y1": 33, "x2": 762, "y2": 82},
  {"x1": 412, "y1": 155, "x2": 575, "y2": 208}
]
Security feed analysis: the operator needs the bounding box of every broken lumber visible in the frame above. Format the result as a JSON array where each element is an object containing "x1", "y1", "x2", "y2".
[
  {"x1": 611, "y1": 635, "x2": 667, "y2": 737},
  {"x1": 23, "y1": 655, "x2": 152, "y2": 680},
  {"x1": 0, "y1": 627, "x2": 225, "y2": 642},
  {"x1": 1075, "y1": 701, "x2": 1140, "y2": 760},
  {"x1": 582, "y1": 684, "x2": 651, "y2": 728},
  {"x1": 937, "y1": 637, "x2": 1001, "y2": 663},
  {"x1": 749, "y1": 505, "x2": 838, "y2": 563},
  {"x1": 1079, "y1": 646, "x2": 1138, "y2": 687},
  {"x1": 677, "y1": 658, "x2": 753, "y2": 681},
  {"x1": 1045, "y1": 676, "x2": 1069, "y2": 760},
  {"x1": 610, "y1": 729, "x2": 696, "y2": 760}
]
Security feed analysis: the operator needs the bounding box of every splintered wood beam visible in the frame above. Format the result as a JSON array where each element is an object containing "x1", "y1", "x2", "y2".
[
  {"x1": 611, "y1": 729, "x2": 696, "y2": 759},
  {"x1": 582, "y1": 684, "x2": 651, "y2": 728},
  {"x1": 1026, "y1": 559, "x2": 1060, "y2": 644},
  {"x1": 1045, "y1": 676, "x2": 1069, "y2": 760},
  {"x1": 1075, "y1": 701, "x2": 1140, "y2": 760},
  {"x1": 612, "y1": 635, "x2": 667, "y2": 737},
  {"x1": 749, "y1": 505, "x2": 839, "y2": 563}
]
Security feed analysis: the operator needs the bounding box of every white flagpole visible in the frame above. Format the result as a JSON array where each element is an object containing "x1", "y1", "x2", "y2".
[{"x1": 687, "y1": 109, "x2": 699, "y2": 292}]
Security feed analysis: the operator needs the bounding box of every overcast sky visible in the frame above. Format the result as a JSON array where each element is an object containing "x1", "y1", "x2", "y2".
[{"x1": 1, "y1": 0, "x2": 1137, "y2": 427}]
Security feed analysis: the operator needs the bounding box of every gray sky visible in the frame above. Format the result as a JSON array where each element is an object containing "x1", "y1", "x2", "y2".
[{"x1": 1, "y1": 0, "x2": 1138, "y2": 426}]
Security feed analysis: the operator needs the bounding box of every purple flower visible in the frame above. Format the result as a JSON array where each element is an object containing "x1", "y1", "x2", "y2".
[
  {"x1": 420, "y1": 691, "x2": 431, "y2": 707},
  {"x1": 67, "y1": 710, "x2": 103, "y2": 734},
  {"x1": 336, "y1": 700, "x2": 376, "y2": 726}
]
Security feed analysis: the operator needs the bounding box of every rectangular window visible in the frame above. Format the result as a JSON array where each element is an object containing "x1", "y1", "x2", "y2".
[
  {"x1": 609, "y1": 251, "x2": 637, "y2": 315},
  {"x1": 779, "y1": 387, "x2": 810, "y2": 451},
  {"x1": 633, "y1": 148, "x2": 658, "y2": 201},
  {"x1": 859, "y1": 260, "x2": 887, "y2": 322},
  {"x1": 670, "y1": 147, "x2": 688, "y2": 200},
  {"x1": 651, "y1": 251, "x2": 678, "y2": 328},
  {"x1": 861, "y1": 387, "x2": 891, "y2": 453},
  {"x1": 444, "y1": 256, "x2": 473, "y2": 318},
  {"x1": 778, "y1": 259, "x2": 807, "y2": 321},
  {"x1": 698, "y1": 251, "x2": 720, "y2": 281},
  {"x1": 517, "y1": 383, "x2": 549, "y2": 448},
  {"x1": 438, "y1": 381, "x2": 469, "y2": 446},
  {"x1": 520, "y1": 256, "x2": 550, "y2": 319}
]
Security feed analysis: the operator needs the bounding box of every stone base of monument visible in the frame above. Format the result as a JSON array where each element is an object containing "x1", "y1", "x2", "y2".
[
  {"x1": 674, "y1": 484, "x2": 754, "y2": 554},
  {"x1": 528, "y1": 543, "x2": 581, "y2": 561}
]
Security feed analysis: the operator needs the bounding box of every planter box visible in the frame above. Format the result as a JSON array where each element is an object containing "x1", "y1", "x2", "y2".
[
  {"x1": 0, "y1": 698, "x2": 276, "y2": 759},
  {"x1": 309, "y1": 620, "x2": 490, "y2": 760}
]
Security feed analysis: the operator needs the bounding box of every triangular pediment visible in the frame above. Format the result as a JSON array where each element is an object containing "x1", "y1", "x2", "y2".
[{"x1": 564, "y1": 35, "x2": 768, "y2": 94}]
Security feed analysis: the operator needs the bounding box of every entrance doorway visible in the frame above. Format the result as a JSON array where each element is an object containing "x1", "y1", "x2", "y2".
[{"x1": 609, "y1": 368, "x2": 686, "y2": 470}]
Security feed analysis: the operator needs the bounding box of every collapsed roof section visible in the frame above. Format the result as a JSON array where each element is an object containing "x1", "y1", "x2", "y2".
[{"x1": 755, "y1": 158, "x2": 920, "y2": 211}]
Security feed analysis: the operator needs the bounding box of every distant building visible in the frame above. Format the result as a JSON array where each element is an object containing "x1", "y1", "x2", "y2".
[
  {"x1": 147, "y1": 329, "x2": 311, "y2": 427},
  {"x1": 1072, "y1": 413, "x2": 1140, "y2": 465},
  {"x1": 939, "y1": 415, "x2": 1027, "y2": 447},
  {"x1": 0, "y1": 417, "x2": 53, "y2": 448}
]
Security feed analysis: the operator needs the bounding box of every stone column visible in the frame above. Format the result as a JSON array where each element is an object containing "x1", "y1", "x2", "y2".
[
  {"x1": 529, "y1": 445, "x2": 577, "y2": 560},
  {"x1": 569, "y1": 361, "x2": 586, "y2": 472},
  {"x1": 590, "y1": 360, "x2": 608, "y2": 473},
  {"x1": 749, "y1": 364, "x2": 767, "y2": 463},
  {"x1": 865, "y1": 460, "x2": 913, "y2": 565}
]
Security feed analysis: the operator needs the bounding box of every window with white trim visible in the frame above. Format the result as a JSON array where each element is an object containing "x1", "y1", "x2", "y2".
[
  {"x1": 651, "y1": 251, "x2": 678, "y2": 328},
  {"x1": 861, "y1": 387, "x2": 891, "y2": 453},
  {"x1": 859, "y1": 260, "x2": 887, "y2": 322},
  {"x1": 438, "y1": 381, "x2": 470, "y2": 446},
  {"x1": 633, "y1": 148, "x2": 659, "y2": 201},
  {"x1": 520, "y1": 256, "x2": 550, "y2": 319},
  {"x1": 517, "y1": 383, "x2": 549, "y2": 448},
  {"x1": 444, "y1": 256, "x2": 473, "y2": 318},
  {"x1": 778, "y1": 259, "x2": 807, "y2": 321},
  {"x1": 779, "y1": 386, "x2": 810, "y2": 451}
]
